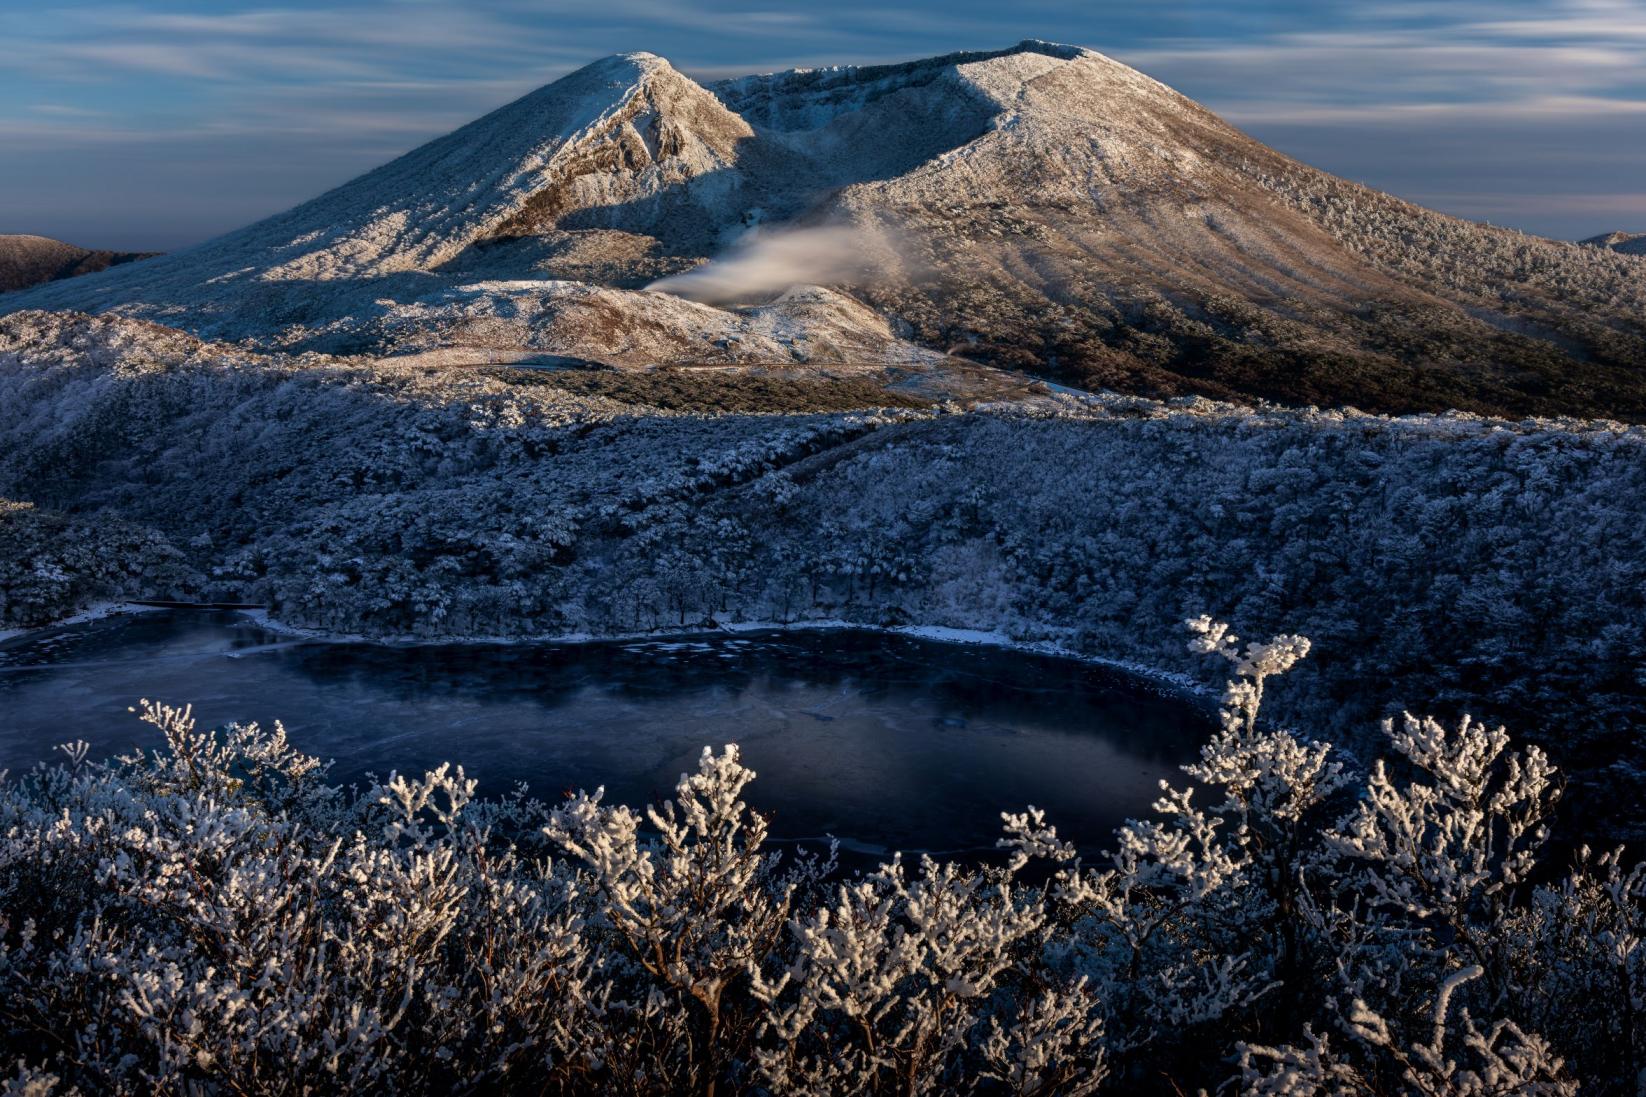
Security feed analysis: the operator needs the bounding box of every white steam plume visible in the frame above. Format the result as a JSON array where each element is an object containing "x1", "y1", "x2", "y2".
[{"x1": 645, "y1": 224, "x2": 883, "y2": 305}]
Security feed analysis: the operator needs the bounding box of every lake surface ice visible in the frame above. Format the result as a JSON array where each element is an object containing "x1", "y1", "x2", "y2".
[{"x1": 0, "y1": 610, "x2": 1210, "y2": 854}]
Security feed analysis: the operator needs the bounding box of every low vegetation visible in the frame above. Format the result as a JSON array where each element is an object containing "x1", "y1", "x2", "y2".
[
  {"x1": 0, "y1": 621, "x2": 1635, "y2": 1094},
  {"x1": 5, "y1": 311, "x2": 1646, "y2": 843},
  {"x1": 482, "y1": 364, "x2": 931, "y2": 414}
]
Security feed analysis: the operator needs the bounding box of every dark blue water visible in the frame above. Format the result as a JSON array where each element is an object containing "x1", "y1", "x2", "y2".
[{"x1": 0, "y1": 610, "x2": 1210, "y2": 854}]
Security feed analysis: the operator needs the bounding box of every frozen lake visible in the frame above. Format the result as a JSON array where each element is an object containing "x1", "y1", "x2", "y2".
[{"x1": 0, "y1": 610, "x2": 1211, "y2": 855}]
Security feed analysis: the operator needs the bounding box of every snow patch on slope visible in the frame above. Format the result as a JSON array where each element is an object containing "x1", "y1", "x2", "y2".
[{"x1": 373, "y1": 279, "x2": 942, "y2": 367}]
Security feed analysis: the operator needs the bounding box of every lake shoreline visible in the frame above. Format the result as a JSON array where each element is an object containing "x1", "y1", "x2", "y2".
[
  {"x1": 0, "y1": 606, "x2": 1213, "y2": 856},
  {"x1": 235, "y1": 607, "x2": 1217, "y2": 707},
  {"x1": 5, "y1": 601, "x2": 1216, "y2": 708}
]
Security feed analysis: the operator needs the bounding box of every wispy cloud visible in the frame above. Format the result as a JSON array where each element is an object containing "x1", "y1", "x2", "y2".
[
  {"x1": 1122, "y1": 0, "x2": 1646, "y2": 123},
  {"x1": 1100, "y1": 0, "x2": 1646, "y2": 237},
  {"x1": 27, "y1": 104, "x2": 109, "y2": 118},
  {"x1": 4, "y1": 0, "x2": 1644, "y2": 248}
]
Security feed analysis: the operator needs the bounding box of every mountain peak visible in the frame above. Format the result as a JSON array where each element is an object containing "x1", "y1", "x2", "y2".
[
  {"x1": 570, "y1": 50, "x2": 675, "y2": 80},
  {"x1": 6, "y1": 43, "x2": 1645, "y2": 421}
]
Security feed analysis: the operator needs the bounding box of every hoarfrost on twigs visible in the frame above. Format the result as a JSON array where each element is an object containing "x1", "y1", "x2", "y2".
[{"x1": 0, "y1": 615, "x2": 1624, "y2": 1092}]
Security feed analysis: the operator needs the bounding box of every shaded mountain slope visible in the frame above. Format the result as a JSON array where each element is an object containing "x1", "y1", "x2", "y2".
[
  {"x1": 0, "y1": 235, "x2": 157, "y2": 294},
  {"x1": 5, "y1": 42, "x2": 1645, "y2": 419}
]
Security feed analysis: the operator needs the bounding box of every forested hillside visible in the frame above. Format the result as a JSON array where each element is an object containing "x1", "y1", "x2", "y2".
[{"x1": 5, "y1": 310, "x2": 1644, "y2": 843}]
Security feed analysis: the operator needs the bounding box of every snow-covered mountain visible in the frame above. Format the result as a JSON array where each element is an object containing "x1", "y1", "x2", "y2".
[
  {"x1": 0, "y1": 235, "x2": 157, "y2": 294},
  {"x1": 1584, "y1": 231, "x2": 1646, "y2": 257},
  {"x1": 6, "y1": 41, "x2": 1645, "y2": 418}
]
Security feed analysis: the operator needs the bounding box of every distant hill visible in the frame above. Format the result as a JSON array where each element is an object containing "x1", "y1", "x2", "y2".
[
  {"x1": 0, "y1": 235, "x2": 158, "y2": 294},
  {"x1": 5, "y1": 42, "x2": 1646, "y2": 420},
  {"x1": 1583, "y1": 231, "x2": 1646, "y2": 256}
]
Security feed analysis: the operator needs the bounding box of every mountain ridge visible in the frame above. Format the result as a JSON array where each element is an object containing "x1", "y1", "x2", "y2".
[
  {"x1": 0, "y1": 235, "x2": 159, "y2": 295},
  {"x1": 1584, "y1": 231, "x2": 1646, "y2": 256},
  {"x1": 5, "y1": 40, "x2": 1645, "y2": 419}
]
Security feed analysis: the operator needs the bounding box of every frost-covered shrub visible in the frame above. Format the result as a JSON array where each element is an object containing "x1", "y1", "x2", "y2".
[
  {"x1": 0, "y1": 620, "x2": 1638, "y2": 1094},
  {"x1": 7, "y1": 313, "x2": 1646, "y2": 847},
  {"x1": 0, "y1": 499, "x2": 198, "y2": 627}
]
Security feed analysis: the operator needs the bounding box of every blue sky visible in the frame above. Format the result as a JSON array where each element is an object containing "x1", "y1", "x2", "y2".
[{"x1": 3, "y1": 0, "x2": 1644, "y2": 250}]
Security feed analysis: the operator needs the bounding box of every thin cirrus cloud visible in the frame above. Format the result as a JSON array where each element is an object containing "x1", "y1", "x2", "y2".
[
  {"x1": 1, "y1": 0, "x2": 1643, "y2": 250},
  {"x1": 1117, "y1": 0, "x2": 1646, "y2": 235}
]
